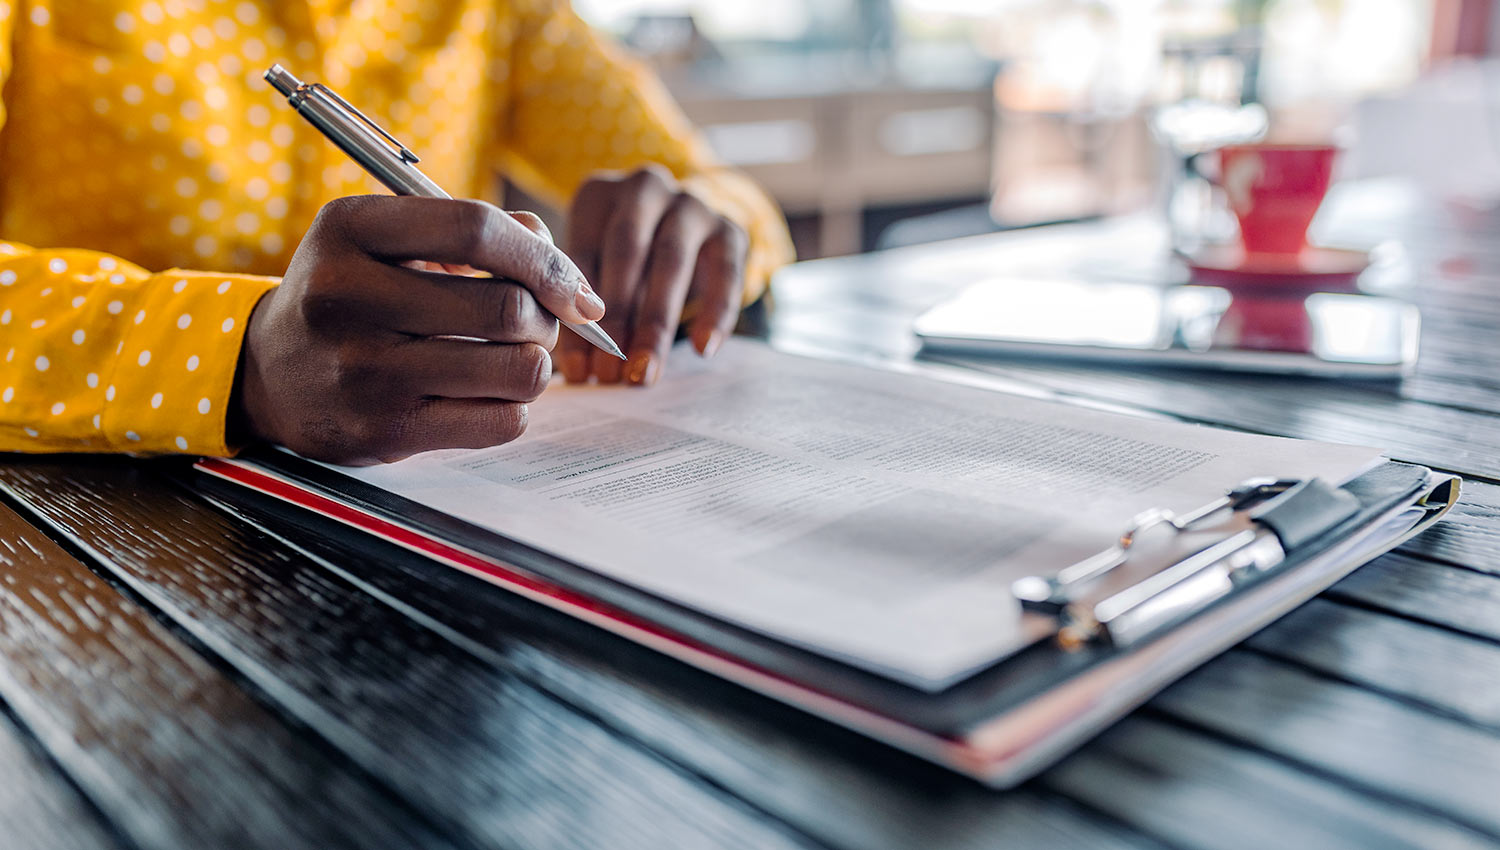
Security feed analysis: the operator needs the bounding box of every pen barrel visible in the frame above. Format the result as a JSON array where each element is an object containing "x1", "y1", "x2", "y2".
[
  {"x1": 293, "y1": 87, "x2": 450, "y2": 200},
  {"x1": 1081, "y1": 529, "x2": 1284, "y2": 647}
]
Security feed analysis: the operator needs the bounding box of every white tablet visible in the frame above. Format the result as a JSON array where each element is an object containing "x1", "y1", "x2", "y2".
[{"x1": 913, "y1": 278, "x2": 1420, "y2": 379}]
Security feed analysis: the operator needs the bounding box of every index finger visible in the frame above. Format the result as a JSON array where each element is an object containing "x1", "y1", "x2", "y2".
[{"x1": 326, "y1": 195, "x2": 606, "y2": 325}]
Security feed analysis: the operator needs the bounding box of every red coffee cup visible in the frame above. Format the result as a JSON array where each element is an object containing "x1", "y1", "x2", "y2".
[{"x1": 1217, "y1": 144, "x2": 1338, "y2": 255}]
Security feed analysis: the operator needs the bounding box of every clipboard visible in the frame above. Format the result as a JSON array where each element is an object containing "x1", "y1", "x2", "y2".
[{"x1": 195, "y1": 451, "x2": 1458, "y2": 787}]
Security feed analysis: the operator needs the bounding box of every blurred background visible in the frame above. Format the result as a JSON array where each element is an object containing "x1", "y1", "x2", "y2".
[{"x1": 549, "y1": 0, "x2": 1496, "y2": 261}]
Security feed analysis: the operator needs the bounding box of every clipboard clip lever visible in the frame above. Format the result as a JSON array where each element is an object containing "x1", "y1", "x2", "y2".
[{"x1": 1012, "y1": 476, "x2": 1358, "y2": 650}]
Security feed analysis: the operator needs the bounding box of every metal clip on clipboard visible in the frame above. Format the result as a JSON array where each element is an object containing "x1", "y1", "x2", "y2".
[{"x1": 1012, "y1": 477, "x2": 1361, "y2": 651}]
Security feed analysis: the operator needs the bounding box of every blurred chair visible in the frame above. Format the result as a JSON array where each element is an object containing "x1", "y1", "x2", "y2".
[{"x1": 672, "y1": 70, "x2": 996, "y2": 257}]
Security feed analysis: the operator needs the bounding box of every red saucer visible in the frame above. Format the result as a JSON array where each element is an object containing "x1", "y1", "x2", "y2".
[{"x1": 1183, "y1": 245, "x2": 1370, "y2": 292}]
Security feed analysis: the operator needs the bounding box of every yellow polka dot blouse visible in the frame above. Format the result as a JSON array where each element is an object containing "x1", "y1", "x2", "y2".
[{"x1": 0, "y1": 0, "x2": 793, "y2": 456}]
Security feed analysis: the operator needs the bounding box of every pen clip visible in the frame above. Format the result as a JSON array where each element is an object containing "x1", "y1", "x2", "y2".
[{"x1": 309, "y1": 83, "x2": 421, "y2": 165}]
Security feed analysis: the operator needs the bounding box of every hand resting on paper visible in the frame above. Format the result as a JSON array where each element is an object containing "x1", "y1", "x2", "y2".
[
  {"x1": 229, "y1": 195, "x2": 607, "y2": 465},
  {"x1": 558, "y1": 165, "x2": 749, "y2": 387}
]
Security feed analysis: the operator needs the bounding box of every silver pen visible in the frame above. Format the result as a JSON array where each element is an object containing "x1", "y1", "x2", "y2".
[{"x1": 263, "y1": 64, "x2": 625, "y2": 360}]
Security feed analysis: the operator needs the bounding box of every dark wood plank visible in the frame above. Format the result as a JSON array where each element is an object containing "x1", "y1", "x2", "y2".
[
  {"x1": 0, "y1": 459, "x2": 825, "y2": 850},
  {"x1": 1041, "y1": 716, "x2": 1498, "y2": 850},
  {"x1": 192, "y1": 468, "x2": 1165, "y2": 850},
  {"x1": 1151, "y1": 650, "x2": 1500, "y2": 839},
  {"x1": 0, "y1": 492, "x2": 452, "y2": 850},
  {"x1": 0, "y1": 704, "x2": 121, "y2": 850},
  {"x1": 1328, "y1": 552, "x2": 1500, "y2": 643},
  {"x1": 1246, "y1": 598, "x2": 1500, "y2": 730}
]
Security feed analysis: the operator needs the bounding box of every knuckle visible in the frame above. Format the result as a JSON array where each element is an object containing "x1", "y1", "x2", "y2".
[
  {"x1": 635, "y1": 314, "x2": 673, "y2": 342},
  {"x1": 495, "y1": 403, "x2": 529, "y2": 443},
  {"x1": 541, "y1": 246, "x2": 575, "y2": 288},
  {"x1": 313, "y1": 195, "x2": 361, "y2": 227},
  {"x1": 604, "y1": 215, "x2": 644, "y2": 255},
  {"x1": 672, "y1": 192, "x2": 711, "y2": 220},
  {"x1": 571, "y1": 178, "x2": 609, "y2": 209},
  {"x1": 626, "y1": 168, "x2": 658, "y2": 189},
  {"x1": 518, "y1": 343, "x2": 552, "y2": 399},
  {"x1": 637, "y1": 163, "x2": 676, "y2": 187},
  {"x1": 491, "y1": 283, "x2": 529, "y2": 335},
  {"x1": 717, "y1": 219, "x2": 749, "y2": 252},
  {"x1": 312, "y1": 195, "x2": 379, "y2": 245},
  {"x1": 649, "y1": 238, "x2": 689, "y2": 271},
  {"x1": 451, "y1": 199, "x2": 501, "y2": 255}
]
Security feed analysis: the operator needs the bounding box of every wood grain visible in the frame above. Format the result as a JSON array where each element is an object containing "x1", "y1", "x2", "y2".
[
  {"x1": 1151, "y1": 650, "x2": 1500, "y2": 838},
  {"x1": 1328, "y1": 552, "x2": 1500, "y2": 643},
  {"x1": 0, "y1": 459, "x2": 822, "y2": 850},
  {"x1": 1244, "y1": 598, "x2": 1500, "y2": 731},
  {"x1": 0, "y1": 703, "x2": 120, "y2": 850},
  {"x1": 1041, "y1": 716, "x2": 1497, "y2": 850},
  {"x1": 0, "y1": 493, "x2": 451, "y2": 850}
]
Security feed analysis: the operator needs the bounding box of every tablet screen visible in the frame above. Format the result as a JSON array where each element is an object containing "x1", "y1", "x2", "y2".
[{"x1": 913, "y1": 278, "x2": 1419, "y2": 378}]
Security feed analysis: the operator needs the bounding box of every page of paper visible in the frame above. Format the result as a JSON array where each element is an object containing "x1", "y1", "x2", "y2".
[{"x1": 334, "y1": 340, "x2": 1381, "y2": 688}]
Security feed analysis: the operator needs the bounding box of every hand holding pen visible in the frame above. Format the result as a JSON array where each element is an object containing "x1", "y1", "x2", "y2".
[
  {"x1": 264, "y1": 65, "x2": 625, "y2": 361},
  {"x1": 229, "y1": 66, "x2": 621, "y2": 464},
  {"x1": 265, "y1": 64, "x2": 754, "y2": 391}
]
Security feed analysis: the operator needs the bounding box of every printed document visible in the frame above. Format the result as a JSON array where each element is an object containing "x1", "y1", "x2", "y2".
[{"x1": 337, "y1": 341, "x2": 1381, "y2": 688}]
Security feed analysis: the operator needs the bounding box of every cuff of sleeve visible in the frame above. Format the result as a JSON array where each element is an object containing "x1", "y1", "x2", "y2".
[{"x1": 101, "y1": 270, "x2": 279, "y2": 456}]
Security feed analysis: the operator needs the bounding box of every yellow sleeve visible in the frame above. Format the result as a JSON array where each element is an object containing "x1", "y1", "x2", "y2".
[
  {"x1": 0, "y1": 2, "x2": 9, "y2": 138},
  {"x1": 500, "y1": 0, "x2": 794, "y2": 304},
  {"x1": 0, "y1": 242, "x2": 277, "y2": 455},
  {"x1": 0, "y1": 9, "x2": 276, "y2": 456}
]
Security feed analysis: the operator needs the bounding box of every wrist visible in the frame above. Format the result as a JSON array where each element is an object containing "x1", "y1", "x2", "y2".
[{"x1": 226, "y1": 288, "x2": 277, "y2": 450}]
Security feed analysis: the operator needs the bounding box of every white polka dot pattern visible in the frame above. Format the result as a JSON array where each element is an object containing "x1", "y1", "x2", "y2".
[{"x1": 0, "y1": 246, "x2": 275, "y2": 453}]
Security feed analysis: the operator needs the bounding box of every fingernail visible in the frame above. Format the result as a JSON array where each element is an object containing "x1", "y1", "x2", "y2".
[
  {"x1": 560, "y1": 351, "x2": 589, "y2": 383},
  {"x1": 574, "y1": 282, "x2": 606, "y2": 320},
  {"x1": 626, "y1": 352, "x2": 659, "y2": 386},
  {"x1": 701, "y1": 330, "x2": 725, "y2": 358}
]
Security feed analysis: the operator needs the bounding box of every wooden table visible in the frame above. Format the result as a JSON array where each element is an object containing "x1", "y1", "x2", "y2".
[{"x1": 3, "y1": 179, "x2": 1499, "y2": 849}]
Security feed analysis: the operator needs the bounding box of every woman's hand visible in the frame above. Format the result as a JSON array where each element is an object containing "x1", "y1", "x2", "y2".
[
  {"x1": 558, "y1": 165, "x2": 749, "y2": 386},
  {"x1": 230, "y1": 195, "x2": 606, "y2": 465}
]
